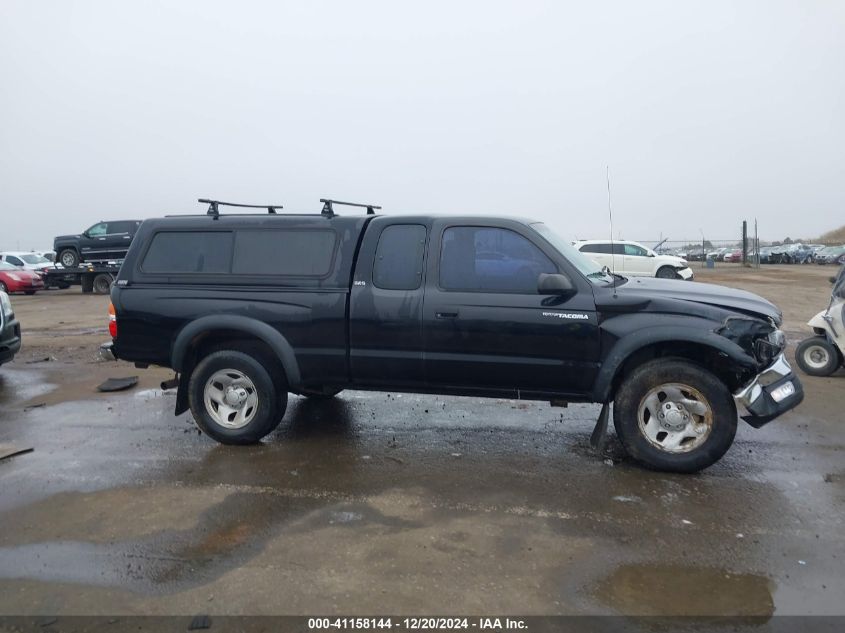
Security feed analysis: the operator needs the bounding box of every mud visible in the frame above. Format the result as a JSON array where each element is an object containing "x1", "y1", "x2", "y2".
[{"x1": 0, "y1": 267, "x2": 843, "y2": 616}]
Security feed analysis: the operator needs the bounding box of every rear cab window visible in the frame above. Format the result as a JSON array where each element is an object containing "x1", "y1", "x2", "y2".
[{"x1": 372, "y1": 225, "x2": 427, "y2": 290}]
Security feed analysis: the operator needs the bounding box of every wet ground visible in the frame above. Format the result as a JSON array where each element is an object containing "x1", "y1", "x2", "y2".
[{"x1": 0, "y1": 265, "x2": 843, "y2": 617}]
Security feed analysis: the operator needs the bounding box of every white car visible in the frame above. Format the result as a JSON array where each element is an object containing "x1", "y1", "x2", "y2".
[
  {"x1": 0, "y1": 251, "x2": 56, "y2": 275},
  {"x1": 574, "y1": 240, "x2": 694, "y2": 280}
]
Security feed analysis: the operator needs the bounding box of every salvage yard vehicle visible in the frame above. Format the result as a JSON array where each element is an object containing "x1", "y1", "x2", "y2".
[
  {"x1": 0, "y1": 251, "x2": 54, "y2": 276},
  {"x1": 0, "y1": 261, "x2": 45, "y2": 295},
  {"x1": 0, "y1": 291, "x2": 21, "y2": 366},
  {"x1": 795, "y1": 267, "x2": 845, "y2": 377},
  {"x1": 108, "y1": 198, "x2": 803, "y2": 473},
  {"x1": 54, "y1": 220, "x2": 142, "y2": 268},
  {"x1": 573, "y1": 240, "x2": 694, "y2": 280}
]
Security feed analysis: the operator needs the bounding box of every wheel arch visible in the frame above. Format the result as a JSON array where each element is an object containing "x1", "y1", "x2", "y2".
[
  {"x1": 172, "y1": 316, "x2": 301, "y2": 414},
  {"x1": 591, "y1": 327, "x2": 757, "y2": 403}
]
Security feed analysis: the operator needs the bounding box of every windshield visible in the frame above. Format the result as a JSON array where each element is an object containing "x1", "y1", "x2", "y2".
[
  {"x1": 20, "y1": 254, "x2": 48, "y2": 264},
  {"x1": 530, "y1": 222, "x2": 616, "y2": 285}
]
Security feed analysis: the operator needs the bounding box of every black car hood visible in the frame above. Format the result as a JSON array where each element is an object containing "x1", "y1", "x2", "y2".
[{"x1": 598, "y1": 277, "x2": 782, "y2": 323}]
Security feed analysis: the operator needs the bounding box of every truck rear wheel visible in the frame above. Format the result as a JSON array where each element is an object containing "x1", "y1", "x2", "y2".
[
  {"x1": 188, "y1": 350, "x2": 287, "y2": 444},
  {"x1": 613, "y1": 359, "x2": 737, "y2": 473},
  {"x1": 93, "y1": 273, "x2": 114, "y2": 294}
]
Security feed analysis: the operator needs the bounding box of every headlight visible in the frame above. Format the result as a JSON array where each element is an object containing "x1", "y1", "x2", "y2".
[
  {"x1": 716, "y1": 316, "x2": 783, "y2": 366},
  {"x1": 0, "y1": 292, "x2": 12, "y2": 318}
]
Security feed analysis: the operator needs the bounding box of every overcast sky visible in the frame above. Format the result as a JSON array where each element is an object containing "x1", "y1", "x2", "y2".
[{"x1": 1, "y1": 0, "x2": 843, "y2": 251}]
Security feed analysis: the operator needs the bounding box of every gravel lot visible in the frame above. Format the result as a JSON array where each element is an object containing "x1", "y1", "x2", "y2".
[{"x1": 0, "y1": 264, "x2": 842, "y2": 618}]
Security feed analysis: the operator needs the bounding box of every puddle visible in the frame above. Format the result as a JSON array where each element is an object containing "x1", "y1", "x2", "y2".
[
  {"x1": 0, "y1": 369, "x2": 55, "y2": 407},
  {"x1": 595, "y1": 564, "x2": 775, "y2": 617}
]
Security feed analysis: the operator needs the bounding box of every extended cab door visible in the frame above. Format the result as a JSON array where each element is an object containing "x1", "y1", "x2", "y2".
[
  {"x1": 423, "y1": 220, "x2": 600, "y2": 397},
  {"x1": 107, "y1": 221, "x2": 137, "y2": 260},
  {"x1": 348, "y1": 218, "x2": 429, "y2": 387}
]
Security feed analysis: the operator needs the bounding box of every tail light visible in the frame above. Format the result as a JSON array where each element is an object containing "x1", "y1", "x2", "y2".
[{"x1": 108, "y1": 302, "x2": 117, "y2": 338}]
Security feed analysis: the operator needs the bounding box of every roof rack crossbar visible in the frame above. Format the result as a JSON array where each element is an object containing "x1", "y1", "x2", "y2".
[
  {"x1": 198, "y1": 198, "x2": 283, "y2": 218},
  {"x1": 319, "y1": 198, "x2": 382, "y2": 217}
]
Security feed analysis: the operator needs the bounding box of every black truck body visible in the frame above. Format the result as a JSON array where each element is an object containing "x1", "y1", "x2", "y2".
[{"x1": 109, "y1": 206, "x2": 804, "y2": 472}]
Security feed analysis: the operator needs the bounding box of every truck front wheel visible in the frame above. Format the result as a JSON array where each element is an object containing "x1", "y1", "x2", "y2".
[
  {"x1": 188, "y1": 350, "x2": 287, "y2": 444},
  {"x1": 58, "y1": 249, "x2": 79, "y2": 268},
  {"x1": 613, "y1": 359, "x2": 737, "y2": 473}
]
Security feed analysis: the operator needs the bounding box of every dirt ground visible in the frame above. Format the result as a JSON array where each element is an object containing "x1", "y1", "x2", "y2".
[{"x1": 0, "y1": 263, "x2": 843, "y2": 620}]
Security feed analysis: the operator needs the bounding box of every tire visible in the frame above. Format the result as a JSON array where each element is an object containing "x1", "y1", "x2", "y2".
[
  {"x1": 92, "y1": 273, "x2": 113, "y2": 294},
  {"x1": 656, "y1": 266, "x2": 678, "y2": 279},
  {"x1": 56, "y1": 282, "x2": 71, "y2": 289},
  {"x1": 0, "y1": 281, "x2": 7, "y2": 293},
  {"x1": 795, "y1": 336, "x2": 840, "y2": 377},
  {"x1": 301, "y1": 388, "x2": 342, "y2": 400},
  {"x1": 188, "y1": 350, "x2": 287, "y2": 444},
  {"x1": 613, "y1": 359, "x2": 737, "y2": 473},
  {"x1": 58, "y1": 249, "x2": 79, "y2": 268}
]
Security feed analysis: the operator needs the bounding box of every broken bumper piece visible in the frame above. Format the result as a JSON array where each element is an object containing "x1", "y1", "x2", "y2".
[{"x1": 734, "y1": 352, "x2": 804, "y2": 428}]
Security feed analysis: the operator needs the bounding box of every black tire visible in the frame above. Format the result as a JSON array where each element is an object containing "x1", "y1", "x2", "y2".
[
  {"x1": 613, "y1": 359, "x2": 737, "y2": 473},
  {"x1": 795, "y1": 336, "x2": 841, "y2": 377},
  {"x1": 92, "y1": 273, "x2": 113, "y2": 294},
  {"x1": 58, "y1": 249, "x2": 79, "y2": 268},
  {"x1": 188, "y1": 350, "x2": 287, "y2": 444},
  {"x1": 56, "y1": 281, "x2": 71, "y2": 289},
  {"x1": 0, "y1": 281, "x2": 7, "y2": 293},
  {"x1": 656, "y1": 266, "x2": 678, "y2": 279},
  {"x1": 301, "y1": 388, "x2": 343, "y2": 400}
]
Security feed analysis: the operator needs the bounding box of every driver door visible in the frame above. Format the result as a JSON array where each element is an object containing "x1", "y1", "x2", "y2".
[
  {"x1": 423, "y1": 221, "x2": 599, "y2": 396},
  {"x1": 80, "y1": 222, "x2": 109, "y2": 261}
]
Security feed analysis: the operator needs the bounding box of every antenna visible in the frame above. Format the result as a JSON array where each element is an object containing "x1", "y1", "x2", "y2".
[{"x1": 606, "y1": 166, "x2": 617, "y2": 297}]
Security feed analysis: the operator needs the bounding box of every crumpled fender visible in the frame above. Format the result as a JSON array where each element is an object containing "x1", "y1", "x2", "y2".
[{"x1": 590, "y1": 318, "x2": 757, "y2": 403}]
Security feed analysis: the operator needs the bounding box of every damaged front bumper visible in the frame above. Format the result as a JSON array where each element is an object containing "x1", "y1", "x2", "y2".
[{"x1": 734, "y1": 352, "x2": 804, "y2": 428}]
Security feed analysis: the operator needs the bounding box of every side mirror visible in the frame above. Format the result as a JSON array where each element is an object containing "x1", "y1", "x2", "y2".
[
  {"x1": 82, "y1": 231, "x2": 90, "y2": 238},
  {"x1": 648, "y1": 251, "x2": 656, "y2": 257},
  {"x1": 538, "y1": 273, "x2": 574, "y2": 295}
]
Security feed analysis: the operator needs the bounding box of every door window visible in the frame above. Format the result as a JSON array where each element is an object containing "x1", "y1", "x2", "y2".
[
  {"x1": 6, "y1": 256, "x2": 23, "y2": 266},
  {"x1": 373, "y1": 225, "x2": 427, "y2": 290},
  {"x1": 439, "y1": 227, "x2": 555, "y2": 293},
  {"x1": 623, "y1": 244, "x2": 648, "y2": 257},
  {"x1": 109, "y1": 221, "x2": 133, "y2": 234},
  {"x1": 87, "y1": 223, "x2": 107, "y2": 237}
]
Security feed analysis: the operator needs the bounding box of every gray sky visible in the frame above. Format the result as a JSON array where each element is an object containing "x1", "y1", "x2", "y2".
[{"x1": 1, "y1": 0, "x2": 843, "y2": 250}]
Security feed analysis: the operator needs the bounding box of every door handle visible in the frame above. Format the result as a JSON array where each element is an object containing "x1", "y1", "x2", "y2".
[
  {"x1": 435, "y1": 311, "x2": 459, "y2": 319},
  {"x1": 98, "y1": 237, "x2": 106, "y2": 240}
]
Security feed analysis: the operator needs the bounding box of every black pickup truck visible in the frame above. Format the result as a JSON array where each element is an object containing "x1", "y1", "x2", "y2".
[{"x1": 109, "y1": 200, "x2": 803, "y2": 472}]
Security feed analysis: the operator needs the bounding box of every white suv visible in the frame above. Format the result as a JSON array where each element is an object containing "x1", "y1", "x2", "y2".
[{"x1": 574, "y1": 240, "x2": 694, "y2": 280}]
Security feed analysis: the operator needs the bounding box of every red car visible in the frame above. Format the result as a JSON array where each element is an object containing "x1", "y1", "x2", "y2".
[
  {"x1": 0, "y1": 261, "x2": 44, "y2": 294},
  {"x1": 723, "y1": 249, "x2": 744, "y2": 263}
]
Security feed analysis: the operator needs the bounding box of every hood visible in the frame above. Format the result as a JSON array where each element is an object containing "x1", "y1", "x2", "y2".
[
  {"x1": 54, "y1": 234, "x2": 82, "y2": 244},
  {"x1": 658, "y1": 254, "x2": 687, "y2": 266},
  {"x1": 599, "y1": 276, "x2": 782, "y2": 323},
  {"x1": 2, "y1": 268, "x2": 39, "y2": 279}
]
